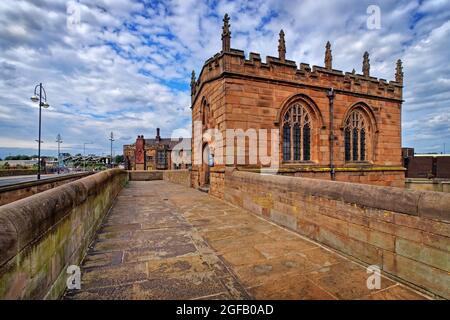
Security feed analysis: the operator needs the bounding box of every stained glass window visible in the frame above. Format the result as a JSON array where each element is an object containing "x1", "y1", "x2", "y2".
[
  {"x1": 303, "y1": 123, "x2": 310, "y2": 161},
  {"x1": 345, "y1": 128, "x2": 351, "y2": 161},
  {"x1": 344, "y1": 110, "x2": 368, "y2": 162},
  {"x1": 293, "y1": 123, "x2": 301, "y2": 160},
  {"x1": 282, "y1": 103, "x2": 311, "y2": 161},
  {"x1": 283, "y1": 124, "x2": 291, "y2": 161}
]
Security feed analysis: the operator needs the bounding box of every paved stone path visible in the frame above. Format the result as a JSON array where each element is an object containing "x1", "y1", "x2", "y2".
[{"x1": 64, "y1": 181, "x2": 430, "y2": 300}]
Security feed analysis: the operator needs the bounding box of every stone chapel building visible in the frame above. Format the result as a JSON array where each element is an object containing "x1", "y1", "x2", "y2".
[{"x1": 191, "y1": 14, "x2": 404, "y2": 192}]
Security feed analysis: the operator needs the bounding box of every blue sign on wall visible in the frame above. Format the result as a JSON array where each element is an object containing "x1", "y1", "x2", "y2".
[{"x1": 208, "y1": 153, "x2": 214, "y2": 167}]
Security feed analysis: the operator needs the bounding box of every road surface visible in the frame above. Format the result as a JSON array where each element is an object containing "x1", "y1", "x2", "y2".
[{"x1": 0, "y1": 172, "x2": 85, "y2": 187}]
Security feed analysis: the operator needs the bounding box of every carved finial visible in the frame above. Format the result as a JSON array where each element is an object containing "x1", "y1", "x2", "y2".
[
  {"x1": 362, "y1": 51, "x2": 370, "y2": 77},
  {"x1": 190, "y1": 70, "x2": 196, "y2": 96},
  {"x1": 278, "y1": 29, "x2": 286, "y2": 62},
  {"x1": 352, "y1": 68, "x2": 356, "y2": 75},
  {"x1": 325, "y1": 41, "x2": 332, "y2": 70},
  {"x1": 395, "y1": 59, "x2": 403, "y2": 84},
  {"x1": 221, "y1": 13, "x2": 231, "y2": 52}
]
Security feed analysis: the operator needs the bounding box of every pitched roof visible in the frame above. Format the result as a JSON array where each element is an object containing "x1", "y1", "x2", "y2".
[{"x1": 124, "y1": 138, "x2": 191, "y2": 150}]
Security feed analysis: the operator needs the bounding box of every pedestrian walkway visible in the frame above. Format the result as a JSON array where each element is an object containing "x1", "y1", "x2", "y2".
[{"x1": 64, "y1": 181, "x2": 430, "y2": 300}]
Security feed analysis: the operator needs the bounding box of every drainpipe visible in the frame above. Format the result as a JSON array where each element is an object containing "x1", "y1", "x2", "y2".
[{"x1": 327, "y1": 88, "x2": 336, "y2": 181}]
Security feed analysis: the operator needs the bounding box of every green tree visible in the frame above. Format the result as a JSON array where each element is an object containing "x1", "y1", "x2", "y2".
[
  {"x1": 114, "y1": 155, "x2": 124, "y2": 163},
  {"x1": 5, "y1": 155, "x2": 31, "y2": 160}
]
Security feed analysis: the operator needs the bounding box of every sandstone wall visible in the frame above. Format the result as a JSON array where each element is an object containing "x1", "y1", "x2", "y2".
[
  {"x1": 210, "y1": 168, "x2": 225, "y2": 199},
  {"x1": 128, "y1": 170, "x2": 191, "y2": 187},
  {"x1": 0, "y1": 169, "x2": 128, "y2": 299},
  {"x1": 240, "y1": 168, "x2": 405, "y2": 188},
  {"x1": 191, "y1": 77, "x2": 227, "y2": 189},
  {"x1": 224, "y1": 170, "x2": 450, "y2": 299},
  {"x1": 406, "y1": 179, "x2": 450, "y2": 193},
  {"x1": 128, "y1": 170, "x2": 163, "y2": 181},
  {"x1": 162, "y1": 170, "x2": 191, "y2": 187},
  {"x1": 0, "y1": 172, "x2": 93, "y2": 206},
  {"x1": 222, "y1": 76, "x2": 402, "y2": 168}
]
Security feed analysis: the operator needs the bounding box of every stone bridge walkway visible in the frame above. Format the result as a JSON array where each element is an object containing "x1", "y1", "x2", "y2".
[{"x1": 64, "y1": 181, "x2": 429, "y2": 300}]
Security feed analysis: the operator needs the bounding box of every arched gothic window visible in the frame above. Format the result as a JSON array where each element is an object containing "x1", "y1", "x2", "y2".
[
  {"x1": 344, "y1": 110, "x2": 367, "y2": 161},
  {"x1": 282, "y1": 103, "x2": 311, "y2": 161}
]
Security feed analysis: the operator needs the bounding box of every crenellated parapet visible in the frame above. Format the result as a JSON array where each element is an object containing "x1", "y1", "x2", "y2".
[{"x1": 191, "y1": 14, "x2": 403, "y2": 105}]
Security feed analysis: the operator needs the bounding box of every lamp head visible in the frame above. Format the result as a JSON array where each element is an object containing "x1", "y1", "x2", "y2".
[
  {"x1": 30, "y1": 95, "x2": 39, "y2": 103},
  {"x1": 41, "y1": 102, "x2": 50, "y2": 108}
]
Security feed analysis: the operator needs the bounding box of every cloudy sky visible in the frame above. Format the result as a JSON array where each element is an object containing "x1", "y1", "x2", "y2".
[{"x1": 0, "y1": 0, "x2": 449, "y2": 158}]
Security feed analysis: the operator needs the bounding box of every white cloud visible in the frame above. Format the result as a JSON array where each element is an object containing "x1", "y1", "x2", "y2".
[{"x1": 0, "y1": 0, "x2": 448, "y2": 156}]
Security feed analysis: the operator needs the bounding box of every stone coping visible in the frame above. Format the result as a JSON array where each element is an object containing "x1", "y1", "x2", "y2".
[
  {"x1": 127, "y1": 170, "x2": 161, "y2": 172},
  {"x1": 231, "y1": 170, "x2": 450, "y2": 222},
  {"x1": 406, "y1": 178, "x2": 450, "y2": 184},
  {"x1": 0, "y1": 172, "x2": 93, "y2": 193},
  {"x1": 0, "y1": 169, "x2": 127, "y2": 267},
  {"x1": 239, "y1": 166, "x2": 406, "y2": 173}
]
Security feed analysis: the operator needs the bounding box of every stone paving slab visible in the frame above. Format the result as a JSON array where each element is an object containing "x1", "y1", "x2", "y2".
[{"x1": 64, "y1": 181, "x2": 431, "y2": 300}]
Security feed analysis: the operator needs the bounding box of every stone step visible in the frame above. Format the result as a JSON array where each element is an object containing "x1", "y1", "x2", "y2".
[{"x1": 197, "y1": 185, "x2": 210, "y2": 193}]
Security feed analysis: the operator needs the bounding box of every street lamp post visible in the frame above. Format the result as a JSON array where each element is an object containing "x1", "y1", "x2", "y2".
[
  {"x1": 327, "y1": 87, "x2": 336, "y2": 181},
  {"x1": 109, "y1": 132, "x2": 115, "y2": 169},
  {"x1": 56, "y1": 134, "x2": 63, "y2": 174},
  {"x1": 83, "y1": 142, "x2": 93, "y2": 172},
  {"x1": 30, "y1": 83, "x2": 50, "y2": 180}
]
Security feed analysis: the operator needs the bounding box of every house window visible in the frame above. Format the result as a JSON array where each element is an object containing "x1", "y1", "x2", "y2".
[
  {"x1": 345, "y1": 110, "x2": 367, "y2": 161},
  {"x1": 157, "y1": 151, "x2": 166, "y2": 165},
  {"x1": 282, "y1": 103, "x2": 311, "y2": 161}
]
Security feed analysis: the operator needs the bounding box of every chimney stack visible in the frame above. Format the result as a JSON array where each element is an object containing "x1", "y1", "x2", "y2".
[{"x1": 156, "y1": 128, "x2": 161, "y2": 142}]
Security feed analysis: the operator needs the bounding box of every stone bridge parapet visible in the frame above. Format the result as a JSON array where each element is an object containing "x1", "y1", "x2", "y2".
[
  {"x1": 0, "y1": 169, "x2": 128, "y2": 299},
  {"x1": 0, "y1": 172, "x2": 93, "y2": 206},
  {"x1": 224, "y1": 169, "x2": 450, "y2": 299}
]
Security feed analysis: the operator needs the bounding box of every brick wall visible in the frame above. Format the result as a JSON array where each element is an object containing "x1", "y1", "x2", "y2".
[
  {"x1": 406, "y1": 156, "x2": 450, "y2": 179},
  {"x1": 224, "y1": 169, "x2": 450, "y2": 298},
  {"x1": 406, "y1": 157, "x2": 434, "y2": 178},
  {"x1": 436, "y1": 157, "x2": 450, "y2": 179},
  {"x1": 0, "y1": 169, "x2": 128, "y2": 299}
]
